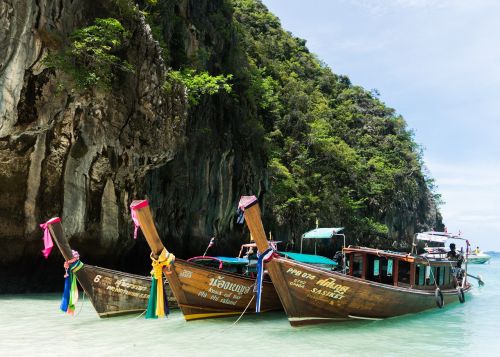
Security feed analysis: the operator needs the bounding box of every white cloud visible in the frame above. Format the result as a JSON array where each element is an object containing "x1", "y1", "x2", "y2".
[
  {"x1": 426, "y1": 160, "x2": 500, "y2": 249},
  {"x1": 262, "y1": 0, "x2": 500, "y2": 250},
  {"x1": 345, "y1": 0, "x2": 482, "y2": 14}
]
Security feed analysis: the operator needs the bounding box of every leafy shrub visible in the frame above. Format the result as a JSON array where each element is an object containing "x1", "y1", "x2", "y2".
[
  {"x1": 164, "y1": 69, "x2": 232, "y2": 105},
  {"x1": 44, "y1": 18, "x2": 133, "y2": 90}
]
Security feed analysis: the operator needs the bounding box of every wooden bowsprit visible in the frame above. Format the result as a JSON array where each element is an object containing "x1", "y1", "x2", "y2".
[
  {"x1": 43, "y1": 218, "x2": 176, "y2": 317},
  {"x1": 239, "y1": 195, "x2": 473, "y2": 327},
  {"x1": 130, "y1": 199, "x2": 283, "y2": 321}
]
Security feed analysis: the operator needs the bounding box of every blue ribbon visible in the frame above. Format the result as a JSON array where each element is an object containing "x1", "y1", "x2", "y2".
[
  {"x1": 236, "y1": 208, "x2": 245, "y2": 224},
  {"x1": 60, "y1": 260, "x2": 83, "y2": 313},
  {"x1": 60, "y1": 273, "x2": 71, "y2": 312},
  {"x1": 255, "y1": 248, "x2": 274, "y2": 313}
]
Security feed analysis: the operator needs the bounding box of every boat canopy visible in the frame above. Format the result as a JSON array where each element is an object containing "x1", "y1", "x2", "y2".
[
  {"x1": 302, "y1": 228, "x2": 344, "y2": 239},
  {"x1": 213, "y1": 257, "x2": 249, "y2": 265},
  {"x1": 416, "y1": 232, "x2": 450, "y2": 243},
  {"x1": 280, "y1": 251, "x2": 337, "y2": 266},
  {"x1": 300, "y1": 227, "x2": 346, "y2": 258},
  {"x1": 188, "y1": 256, "x2": 250, "y2": 268}
]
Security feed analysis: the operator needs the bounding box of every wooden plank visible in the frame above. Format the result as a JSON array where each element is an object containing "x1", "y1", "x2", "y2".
[
  {"x1": 361, "y1": 253, "x2": 367, "y2": 280},
  {"x1": 130, "y1": 200, "x2": 165, "y2": 257},
  {"x1": 130, "y1": 200, "x2": 188, "y2": 303},
  {"x1": 410, "y1": 262, "x2": 416, "y2": 288},
  {"x1": 241, "y1": 198, "x2": 300, "y2": 317},
  {"x1": 240, "y1": 201, "x2": 269, "y2": 253},
  {"x1": 393, "y1": 259, "x2": 399, "y2": 286},
  {"x1": 48, "y1": 221, "x2": 74, "y2": 260}
]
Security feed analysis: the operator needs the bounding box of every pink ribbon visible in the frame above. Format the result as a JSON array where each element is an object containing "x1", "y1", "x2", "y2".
[
  {"x1": 238, "y1": 195, "x2": 258, "y2": 211},
  {"x1": 131, "y1": 209, "x2": 139, "y2": 240},
  {"x1": 130, "y1": 200, "x2": 149, "y2": 240},
  {"x1": 39, "y1": 217, "x2": 61, "y2": 259}
]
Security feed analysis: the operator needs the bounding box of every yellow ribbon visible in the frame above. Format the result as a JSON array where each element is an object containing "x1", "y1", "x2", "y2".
[{"x1": 150, "y1": 248, "x2": 175, "y2": 318}]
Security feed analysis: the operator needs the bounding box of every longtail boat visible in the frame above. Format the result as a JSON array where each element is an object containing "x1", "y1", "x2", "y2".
[
  {"x1": 415, "y1": 231, "x2": 491, "y2": 264},
  {"x1": 238, "y1": 195, "x2": 472, "y2": 327},
  {"x1": 130, "y1": 200, "x2": 283, "y2": 321},
  {"x1": 41, "y1": 217, "x2": 177, "y2": 317}
]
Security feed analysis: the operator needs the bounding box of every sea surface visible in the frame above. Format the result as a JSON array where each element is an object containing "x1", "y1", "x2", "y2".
[{"x1": 1, "y1": 254, "x2": 499, "y2": 356}]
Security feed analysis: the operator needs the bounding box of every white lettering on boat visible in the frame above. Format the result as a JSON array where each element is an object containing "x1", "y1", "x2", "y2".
[
  {"x1": 179, "y1": 269, "x2": 193, "y2": 279},
  {"x1": 316, "y1": 278, "x2": 350, "y2": 293},
  {"x1": 200, "y1": 287, "x2": 242, "y2": 306},
  {"x1": 307, "y1": 277, "x2": 350, "y2": 301},
  {"x1": 114, "y1": 279, "x2": 149, "y2": 292},
  {"x1": 286, "y1": 268, "x2": 316, "y2": 280},
  {"x1": 208, "y1": 276, "x2": 251, "y2": 295},
  {"x1": 311, "y1": 287, "x2": 346, "y2": 300},
  {"x1": 289, "y1": 278, "x2": 307, "y2": 289},
  {"x1": 105, "y1": 285, "x2": 150, "y2": 299}
]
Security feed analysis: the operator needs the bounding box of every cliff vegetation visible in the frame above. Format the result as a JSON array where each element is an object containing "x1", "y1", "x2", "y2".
[{"x1": 0, "y1": 0, "x2": 442, "y2": 291}]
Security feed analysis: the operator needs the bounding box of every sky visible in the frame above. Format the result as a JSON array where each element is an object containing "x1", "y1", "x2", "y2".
[{"x1": 262, "y1": 0, "x2": 500, "y2": 251}]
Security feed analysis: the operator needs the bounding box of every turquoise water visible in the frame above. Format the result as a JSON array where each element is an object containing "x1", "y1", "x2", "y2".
[{"x1": 1, "y1": 256, "x2": 499, "y2": 356}]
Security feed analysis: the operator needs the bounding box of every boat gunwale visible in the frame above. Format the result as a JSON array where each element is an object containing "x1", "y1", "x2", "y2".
[
  {"x1": 84, "y1": 264, "x2": 153, "y2": 281},
  {"x1": 174, "y1": 257, "x2": 273, "y2": 284},
  {"x1": 272, "y1": 256, "x2": 472, "y2": 296}
]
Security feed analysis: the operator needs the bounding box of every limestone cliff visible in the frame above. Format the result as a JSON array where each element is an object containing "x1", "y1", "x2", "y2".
[
  {"x1": 0, "y1": 0, "x2": 190, "y2": 290},
  {"x1": 0, "y1": 0, "x2": 442, "y2": 292}
]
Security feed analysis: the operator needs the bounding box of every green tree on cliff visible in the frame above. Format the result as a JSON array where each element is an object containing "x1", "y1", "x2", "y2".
[{"x1": 45, "y1": 18, "x2": 133, "y2": 90}]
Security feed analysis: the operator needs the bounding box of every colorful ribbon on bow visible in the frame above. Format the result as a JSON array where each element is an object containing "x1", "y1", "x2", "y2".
[
  {"x1": 146, "y1": 248, "x2": 175, "y2": 319},
  {"x1": 255, "y1": 247, "x2": 278, "y2": 313},
  {"x1": 236, "y1": 195, "x2": 258, "y2": 224},
  {"x1": 39, "y1": 217, "x2": 61, "y2": 258},
  {"x1": 60, "y1": 251, "x2": 84, "y2": 315},
  {"x1": 130, "y1": 200, "x2": 151, "y2": 239}
]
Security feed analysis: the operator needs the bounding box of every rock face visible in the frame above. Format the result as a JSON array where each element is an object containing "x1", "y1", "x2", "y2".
[
  {"x1": 0, "y1": 0, "x2": 190, "y2": 290},
  {"x1": 0, "y1": 0, "x2": 267, "y2": 292},
  {"x1": 0, "y1": 0, "x2": 441, "y2": 292}
]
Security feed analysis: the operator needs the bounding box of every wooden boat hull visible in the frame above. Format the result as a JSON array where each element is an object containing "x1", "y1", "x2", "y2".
[
  {"x1": 77, "y1": 265, "x2": 176, "y2": 317},
  {"x1": 239, "y1": 195, "x2": 472, "y2": 327},
  {"x1": 46, "y1": 219, "x2": 177, "y2": 317},
  {"x1": 167, "y1": 259, "x2": 282, "y2": 321},
  {"x1": 130, "y1": 199, "x2": 283, "y2": 321},
  {"x1": 268, "y1": 258, "x2": 472, "y2": 326}
]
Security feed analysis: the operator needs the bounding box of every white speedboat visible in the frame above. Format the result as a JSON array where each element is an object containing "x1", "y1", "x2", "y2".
[
  {"x1": 414, "y1": 231, "x2": 490, "y2": 264},
  {"x1": 467, "y1": 251, "x2": 491, "y2": 264}
]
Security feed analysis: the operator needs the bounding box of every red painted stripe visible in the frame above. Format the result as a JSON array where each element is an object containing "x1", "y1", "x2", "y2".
[{"x1": 130, "y1": 200, "x2": 149, "y2": 210}]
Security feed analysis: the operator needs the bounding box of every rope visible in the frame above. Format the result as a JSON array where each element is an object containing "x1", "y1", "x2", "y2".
[
  {"x1": 74, "y1": 289, "x2": 85, "y2": 317},
  {"x1": 231, "y1": 294, "x2": 255, "y2": 326},
  {"x1": 133, "y1": 309, "x2": 147, "y2": 320},
  {"x1": 198, "y1": 283, "x2": 257, "y2": 341}
]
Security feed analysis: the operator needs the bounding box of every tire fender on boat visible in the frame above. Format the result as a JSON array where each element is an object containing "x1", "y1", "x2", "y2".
[
  {"x1": 435, "y1": 288, "x2": 444, "y2": 308},
  {"x1": 457, "y1": 287, "x2": 465, "y2": 303}
]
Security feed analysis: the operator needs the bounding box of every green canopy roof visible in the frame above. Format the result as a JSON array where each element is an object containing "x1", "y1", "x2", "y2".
[
  {"x1": 214, "y1": 257, "x2": 249, "y2": 265},
  {"x1": 302, "y1": 228, "x2": 344, "y2": 239},
  {"x1": 279, "y1": 251, "x2": 337, "y2": 266}
]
